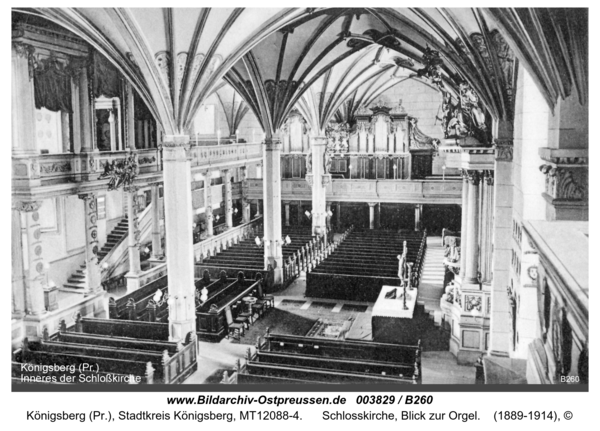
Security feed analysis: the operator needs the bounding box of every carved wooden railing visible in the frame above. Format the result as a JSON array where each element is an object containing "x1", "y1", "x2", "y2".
[
  {"x1": 162, "y1": 332, "x2": 198, "y2": 384},
  {"x1": 193, "y1": 217, "x2": 263, "y2": 262}
]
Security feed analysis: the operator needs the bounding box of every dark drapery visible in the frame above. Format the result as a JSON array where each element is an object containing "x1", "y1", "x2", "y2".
[
  {"x1": 93, "y1": 50, "x2": 120, "y2": 98},
  {"x1": 33, "y1": 58, "x2": 72, "y2": 113}
]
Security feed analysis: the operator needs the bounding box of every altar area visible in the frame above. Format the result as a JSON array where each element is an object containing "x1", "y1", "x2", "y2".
[{"x1": 371, "y1": 285, "x2": 420, "y2": 345}]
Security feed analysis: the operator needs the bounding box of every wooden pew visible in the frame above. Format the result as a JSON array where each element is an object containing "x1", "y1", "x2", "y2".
[{"x1": 81, "y1": 317, "x2": 169, "y2": 341}]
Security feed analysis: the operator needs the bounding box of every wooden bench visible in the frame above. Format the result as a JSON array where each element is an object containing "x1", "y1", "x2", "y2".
[{"x1": 81, "y1": 317, "x2": 170, "y2": 341}]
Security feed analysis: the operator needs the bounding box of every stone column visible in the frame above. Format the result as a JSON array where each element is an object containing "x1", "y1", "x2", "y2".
[
  {"x1": 414, "y1": 204, "x2": 423, "y2": 231},
  {"x1": 143, "y1": 120, "x2": 150, "y2": 149},
  {"x1": 204, "y1": 171, "x2": 214, "y2": 237},
  {"x1": 163, "y1": 135, "x2": 196, "y2": 341},
  {"x1": 307, "y1": 136, "x2": 329, "y2": 237},
  {"x1": 336, "y1": 202, "x2": 341, "y2": 228},
  {"x1": 326, "y1": 203, "x2": 332, "y2": 230},
  {"x1": 78, "y1": 67, "x2": 94, "y2": 153},
  {"x1": 297, "y1": 201, "x2": 303, "y2": 226},
  {"x1": 12, "y1": 43, "x2": 37, "y2": 156},
  {"x1": 125, "y1": 187, "x2": 142, "y2": 290},
  {"x1": 224, "y1": 169, "x2": 233, "y2": 229},
  {"x1": 12, "y1": 208, "x2": 26, "y2": 318},
  {"x1": 255, "y1": 199, "x2": 261, "y2": 217},
  {"x1": 263, "y1": 138, "x2": 283, "y2": 283},
  {"x1": 489, "y1": 139, "x2": 513, "y2": 357},
  {"x1": 124, "y1": 82, "x2": 136, "y2": 150},
  {"x1": 16, "y1": 201, "x2": 47, "y2": 316},
  {"x1": 241, "y1": 167, "x2": 251, "y2": 224},
  {"x1": 463, "y1": 171, "x2": 481, "y2": 286},
  {"x1": 368, "y1": 202, "x2": 376, "y2": 230},
  {"x1": 459, "y1": 170, "x2": 469, "y2": 279},
  {"x1": 150, "y1": 183, "x2": 164, "y2": 260},
  {"x1": 480, "y1": 172, "x2": 494, "y2": 283},
  {"x1": 78, "y1": 193, "x2": 102, "y2": 295},
  {"x1": 375, "y1": 203, "x2": 381, "y2": 229},
  {"x1": 284, "y1": 201, "x2": 291, "y2": 226}
]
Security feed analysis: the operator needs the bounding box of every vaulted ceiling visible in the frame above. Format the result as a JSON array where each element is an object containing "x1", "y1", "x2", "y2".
[{"x1": 14, "y1": 8, "x2": 587, "y2": 138}]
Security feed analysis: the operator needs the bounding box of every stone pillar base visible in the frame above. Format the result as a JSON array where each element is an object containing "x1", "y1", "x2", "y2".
[
  {"x1": 125, "y1": 273, "x2": 141, "y2": 291},
  {"x1": 169, "y1": 319, "x2": 196, "y2": 343},
  {"x1": 44, "y1": 286, "x2": 59, "y2": 312}
]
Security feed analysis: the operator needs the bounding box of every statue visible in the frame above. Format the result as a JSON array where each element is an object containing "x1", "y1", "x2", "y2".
[
  {"x1": 324, "y1": 151, "x2": 332, "y2": 174},
  {"x1": 397, "y1": 252, "x2": 407, "y2": 285},
  {"x1": 306, "y1": 151, "x2": 312, "y2": 174}
]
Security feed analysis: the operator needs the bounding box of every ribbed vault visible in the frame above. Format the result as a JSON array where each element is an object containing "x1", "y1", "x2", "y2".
[{"x1": 14, "y1": 7, "x2": 587, "y2": 137}]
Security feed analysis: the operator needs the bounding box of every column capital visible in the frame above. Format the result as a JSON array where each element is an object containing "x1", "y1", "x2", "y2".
[
  {"x1": 494, "y1": 139, "x2": 513, "y2": 162},
  {"x1": 367, "y1": 202, "x2": 377, "y2": 207},
  {"x1": 466, "y1": 170, "x2": 482, "y2": 185},
  {"x1": 482, "y1": 170, "x2": 494, "y2": 186},
  {"x1": 162, "y1": 135, "x2": 190, "y2": 147},
  {"x1": 77, "y1": 191, "x2": 98, "y2": 200},
  {"x1": 264, "y1": 138, "x2": 282, "y2": 151},
  {"x1": 14, "y1": 201, "x2": 42, "y2": 213}
]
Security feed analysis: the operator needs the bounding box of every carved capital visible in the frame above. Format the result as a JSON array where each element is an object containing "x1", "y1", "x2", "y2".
[
  {"x1": 483, "y1": 170, "x2": 494, "y2": 186},
  {"x1": 539, "y1": 164, "x2": 587, "y2": 201},
  {"x1": 466, "y1": 170, "x2": 481, "y2": 185},
  {"x1": 162, "y1": 135, "x2": 190, "y2": 147},
  {"x1": 494, "y1": 139, "x2": 513, "y2": 161},
  {"x1": 305, "y1": 173, "x2": 314, "y2": 187},
  {"x1": 12, "y1": 42, "x2": 36, "y2": 80},
  {"x1": 14, "y1": 201, "x2": 42, "y2": 213}
]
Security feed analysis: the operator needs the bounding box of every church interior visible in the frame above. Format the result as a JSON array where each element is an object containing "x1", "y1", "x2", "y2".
[{"x1": 11, "y1": 8, "x2": 588, "y2": 386}]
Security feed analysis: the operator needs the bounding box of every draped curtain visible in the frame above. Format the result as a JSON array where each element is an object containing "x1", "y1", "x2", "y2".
[
  {"x1": 33, "y1": 58, "x2": 72, "y2": 113},
  {"x1": 93, "y1": 50, "x2": 120, "y2": 99}
]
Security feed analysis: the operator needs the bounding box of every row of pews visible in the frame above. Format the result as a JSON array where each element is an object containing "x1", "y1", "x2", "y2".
[
  {"x1": 306, "y1": 229, "x2": 427, "y2": 302},
  {"x1": 107, "y1": 265, "x2": 276, "y2": 343},
  {"x1": 196, "y1": 227, "x2": 331, "y2": 288},
  {"x1": 13, "y1": 316, "x2": 197, "y2": 385},
  {"x1": 195, "y1": 272, "x2": 274, "y2": 342},
  {"x1": 221, "y1": 329, "x2": 422, "y2": 384}
]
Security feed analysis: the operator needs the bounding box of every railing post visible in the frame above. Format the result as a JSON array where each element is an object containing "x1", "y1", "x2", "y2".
[{"x1": 145, "y1": 362, "x2": 155, "y2": 384}]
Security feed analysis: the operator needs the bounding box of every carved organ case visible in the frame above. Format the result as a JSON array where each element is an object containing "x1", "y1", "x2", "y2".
[{"x1": 280, "y1": 111, "x2": 309, "y2": 179}]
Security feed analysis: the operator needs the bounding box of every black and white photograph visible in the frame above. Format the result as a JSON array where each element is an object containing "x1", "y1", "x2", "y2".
[{"x1": 9, "y1": 4, "x2": 589, "y2": 396}]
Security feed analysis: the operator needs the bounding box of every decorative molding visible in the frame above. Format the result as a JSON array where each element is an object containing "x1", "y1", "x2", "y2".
[
  {"x1": 14, "y1": 201, "x2": 42, "y2": 213},
  {"x1": 40, "y1": 162, "x2": 72, "y2": 174}
]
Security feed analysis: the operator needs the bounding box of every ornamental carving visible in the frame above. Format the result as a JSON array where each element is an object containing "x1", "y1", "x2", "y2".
[
  {"x1": 155, "y1": 51, "x2": 171, "y2": 90},
  {"x1": 13, "y1": 42, "x2": 36, "y2": 80},
  {"x1": 138, "y1": 156, "x2": 157, "y2": 165},
  {"x1": 539, "y1": 165, "x2": 587, "y2": 201},
  {"x1": 40, "y1": 162, "x2": 72, "y2": 174},
  {"x1": 99, "y1": 152, "x2": 139, "y2": 191},
  {"x1": 466, "y1": 170, "x2": 482, "y2": 185},
  {"x1": 15, "y1": 201, "x2": 42, "y2": 213},
  {"x1": 417, "y1": 47, "x2": 488, "y2": 143},
  {"x1": 465, "y1": 295, "x2": 482, "y2": 312},
  {"x1": 494, "y1": 140, "x2": 513, "y2": 161}
]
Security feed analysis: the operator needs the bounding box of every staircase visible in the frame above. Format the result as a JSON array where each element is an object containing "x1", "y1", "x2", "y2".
[
  {"x1": 416, "y1": 237, "x2": 446, "y2": 326},
  {"x1": 62, "y1": 263, "x2": 89, "y2": 292},
  {"x1": 97, "y1": 218, "x2": 129, "y2": 260},
  {"x1": 62, "y1": 218, "x2": 129, "y2": 293}
]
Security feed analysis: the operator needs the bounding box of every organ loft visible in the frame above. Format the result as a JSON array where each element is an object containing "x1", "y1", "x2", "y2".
[{"x1": 11, "y1": 8, "x2": 588, "y2": 386}]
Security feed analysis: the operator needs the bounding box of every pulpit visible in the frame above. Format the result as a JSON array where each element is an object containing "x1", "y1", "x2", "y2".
[{"x1": 371, "y1": 285, "x2": 420, "y2": 345}]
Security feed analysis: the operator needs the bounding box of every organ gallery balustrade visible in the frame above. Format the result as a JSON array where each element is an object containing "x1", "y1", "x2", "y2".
[{"x1": 245, "y1": 178, "x2": 462, "y2": 204}]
